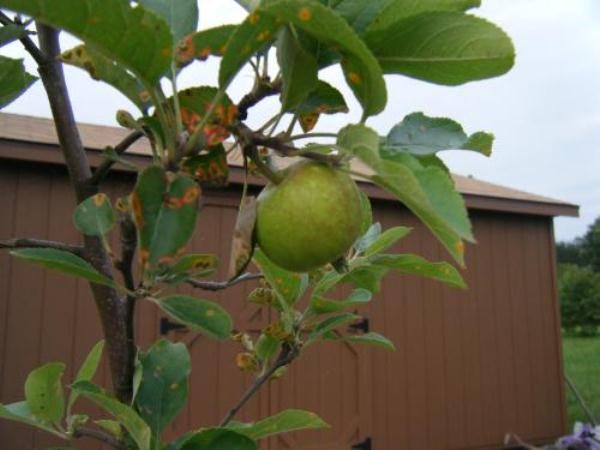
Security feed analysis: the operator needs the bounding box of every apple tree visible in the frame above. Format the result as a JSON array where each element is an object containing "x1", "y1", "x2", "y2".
[{"x1": 0, "y1": 1, "x2": 515, "y2": 449}]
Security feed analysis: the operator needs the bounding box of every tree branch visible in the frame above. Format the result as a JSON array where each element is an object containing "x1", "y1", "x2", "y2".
[
  {"x1": 187, "y1": 272, "x2": 263, "y2": 291},
  {"x1": 220, "y1": 343, "x2": 299, "y2": 426},
  {"x1": 90, "y1": 130, "x2": 144, "y2": 185},
  {"x1": 0, "y1": 238, "x2": 83, "y2": 256},
  {"x1": 73, "y1": 426, "x2": 126, "y2": 450},
  {"x1": 35, "y1": 23, "x2": 134, "y2": 403},
  {"x1": 0, "y1": 11, "x2": 46, "y2": 66},
  {"x1": 237, "y1": 77, "x2": 281, "y2": 120}
]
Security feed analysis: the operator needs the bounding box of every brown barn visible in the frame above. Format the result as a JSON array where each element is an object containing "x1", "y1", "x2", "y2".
[{"x1": 0, "y1": 113, "x2": 578, "y2": 450}]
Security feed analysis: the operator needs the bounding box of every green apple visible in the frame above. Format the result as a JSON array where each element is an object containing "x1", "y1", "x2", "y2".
[{"x1": 256, "y1": 160, "x2": 364, "y2": 272}]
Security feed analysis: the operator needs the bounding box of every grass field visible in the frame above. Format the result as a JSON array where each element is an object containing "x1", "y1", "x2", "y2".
[{"x1": 562, "y1": 336, "x2": 600, "y2": 429}]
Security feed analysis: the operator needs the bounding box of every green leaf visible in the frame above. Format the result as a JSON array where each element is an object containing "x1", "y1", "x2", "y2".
[
  {"x1": 68, "y1": 340, "x2": 105, "y2": 410},
  {"x1": 0, "y1": 402, "x2": 61, "y2": 436},
  {"x1": 158, "y1": 295, "x2": 233, "y2": 339},
  {"x1": 310, "y1": 313, "x2": 360, "y2": 340},
  {"x1": 0, "y1": 23, "x2": 27, "y2": 47},
  {"x1": 135, "y1": 339, "x2": 191, "y2": 435},
  {"x1": 176, "y1": 24, "x2": 237, "y2": 67},
  {"x1": 373, "y1": 253, "x2": 466, "y2": 288},
  {"x1": 94, "y1": 419, "x2": 122, "y2": 438},
  {"x1": 228, "y1": 409, "x2": 329, "y2": 440},
  {"x1": 357, "y1": 189, "x2": 373, "y2": 237},
  {"x1": 73, "y1": 193, "x2": 116, "y2": 236},
  {"x1": 72, "y1": 380, "x2": 150, "y2": 450},
  {"x1": 0, "y1": 55, "x2": 36, "y2": 108},
  {"x1": 324, "y1": 0, "x2": 389, "y2": 35},
  {"x1": 10, "y1": 248, "x2": 116, "y2": 288},
  {"x1": 365, "y1": 11, "x2": 515, "y2": 85},
  {"x1": 342, "y1": 265, "x2": 387, "y2": 293},
  {"x1": 366, "y1": 0, "x2": 480, "y2": 33},
  {"x1": 371, "y1": 159, "x2": 471, "y2": 265},
  {"x1": 179, "y1": 428, "x2": 258, "y2": 450},
  {"x1": 0, "y1": 0, "x2": 173, "y2": 85},
  {"x1": 294, "y1": 81, "x2": 349, "y2": 132},
  {"x1": 310, "y1": 288, "x2": 372, "y2": 314},
  {"x1": 138, "y1": 0, "x2": 198, "y2": 43},
  {"x1": 363, "y1": 226, "x2": 412, "y2": 257},
  {"x1": 337, "y1": 123, "x2": 381, "y2": 168},
  {"x1": 327, "y1": 331, "x2": 395, "y2": 350},
  {"x1": 353, "y1": 222, "x2": 381, "y2": 254},
  {"x1": 277, "y1": 26, "x2": 318, "y2": 110},
  {"x1": 253, "y1": 248, "x2": 308, "y2": 305},
  {"x1": 130, "y1": 166, "x2": 200, "y2": 278},
  {"x1": 254, "y1": 333, "x2": 280, "y2": 363},
  {"x1": 25, "y1": 362, "x2": 65, "y2": 424},
  {"x1": 384, "y1": 112, "x2": 493, "y2": 157},
  {"x1": 60, "y1": 45, "x2": 151, "y2": 111}
]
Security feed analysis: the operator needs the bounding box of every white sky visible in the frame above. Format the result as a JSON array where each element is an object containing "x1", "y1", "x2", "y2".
[{"x1": 2, "y1": 0, "x2": 599, "y2": 242}]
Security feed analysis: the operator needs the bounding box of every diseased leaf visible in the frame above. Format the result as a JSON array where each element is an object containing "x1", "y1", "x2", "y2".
[
  {"x1": 227, "y1": 409, "x2": 328, "y2": 440},
  {"x1": 228, "y1": 196, "x2": 257, "y2": 279},
  {"x1": 0, "y1": 55, "x2": 36, "y2": 109},
  {"x1": 220, "y1": 0, "x2": 387, "y2": 117},
  {"x1": 130, "y1": 166, "x2": 200, "y2": 278},
  {"x1": 177, "y1": 87, "x2": 237, "y2": 148},
  {"x1": 10, "y1": 248, "x2": 116, "y2": 288},
  {"x1": 160, "y1": 253, "x2": 219, "y2": 284},
  {"x1": 25, "y1": 363, "x2": 65, "y2": 424},
  {"x1": 374, "y1": 253, "x2": 466, "y2": 288},
  {"x1": 138, "y1": 0, "x2": 198, "y2": 42},
  {"x1": 0, "y1": 0, "x2": 173, "y2": 85},
  {"x1": 365, "y1": 11, "x2": 515, "y2": 85},
  {"x1": 135, "y1": 339, "x2": 191, "y2": 435},
  {"x1": 277, "y1": 26, "x2": 318, "y2": 110},
  {"x1": 253, "y1": 248, "x2": 308, "y2": 305},
  {"x1": 366, "y1": 0, "x2": 480, "y2": 33},
  {"x1": 177, "y1": 24, "x2": 237, "y2": 66},
  {"x1": 384, "y1": 112, "x2": 494, "y2": 157},
  {"x1": 73, "y1": 193, "x2": 116, "y2": 236},
  {"x1": 178, "y1": 428, "x2": 258, "y2": 450},
  {"x1": 180, "y1": 144, "x2": 230, "y2": 187},
  {"x1": 60, "y1": 45, "x2": 151, "y2": 111},
  {"x1": 158, "y1": 295, "x2": 233, "y2": 339},
  {"x1": 71, "y1": 381, "x2": 150, "y2": 450},
  {"x1": 293, "y1": 80, "x2": 348, "y2": 132}
]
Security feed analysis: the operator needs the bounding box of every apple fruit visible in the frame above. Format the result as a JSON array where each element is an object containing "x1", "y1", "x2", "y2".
[{"x1": 255, "y1": 160, "x2": 364, "y2": 272}]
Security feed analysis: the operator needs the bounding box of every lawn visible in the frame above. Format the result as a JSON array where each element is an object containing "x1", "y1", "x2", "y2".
[{"x1": 562, "y1": 336, "x2": 600, "y2": 429}]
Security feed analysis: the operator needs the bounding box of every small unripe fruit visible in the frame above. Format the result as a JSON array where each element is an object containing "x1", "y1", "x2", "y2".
[{"x1": 256, "y1": 160, "x2": 364, "y2": 272}]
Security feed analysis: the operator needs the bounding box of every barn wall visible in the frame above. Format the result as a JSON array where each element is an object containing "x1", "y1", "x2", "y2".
[{"x1": 0, "y1": 157, "x2": 566, "y2": 449}]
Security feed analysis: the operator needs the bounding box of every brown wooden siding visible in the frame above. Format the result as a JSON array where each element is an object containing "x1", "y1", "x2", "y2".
[{"x1": 0, "y1": 157, "x2": 566, "y2": 450}]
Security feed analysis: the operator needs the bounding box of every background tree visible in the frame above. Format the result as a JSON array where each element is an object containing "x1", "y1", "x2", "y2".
[{"x1": 0, "y1": 1, "x2": 515, "y2": 449}]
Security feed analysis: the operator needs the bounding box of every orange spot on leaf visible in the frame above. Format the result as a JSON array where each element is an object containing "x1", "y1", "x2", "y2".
[
  {"x1": 249, "y1": 13, "x2": 260, "y2": 24},
  {"x1": 348, "y1": 72, "x2": 362, "y2": 84},
  {"x1": 298, "y1": 7, "x2": 312, "y2": 21},
  {"x1": 92, "y1": 193, "x2": 106, "y2": 207}
]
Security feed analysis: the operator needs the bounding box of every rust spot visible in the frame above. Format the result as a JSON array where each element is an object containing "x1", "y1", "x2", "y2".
[
  {"x1": 193, "y1": 259, "x2": 210, "y2": 269},
  {"x1": 298, "y1": 7, "x2": 312, "y2": 21},
  {"x1": 226, "y1": 104, "x2": 238, "y2": 124},
  {"x1": 208, "y1": 161, "x2": 224, "y2": 178},
  {"x1": 206, "y1": 309, "x2": 215, "y2": 317},
  {"x1": 198, "y1": 47, "x2": 211, "y2": 60},
  {"x1": 257, "y1": 30, "x2": 271, "y2": 42},
  {"x1": 182, "y1": 185, "x2": 200, "y2": 204},
  {"x1": 140, "y1": 248, "x2": 150, "y2": 266},
  {"x1": 130, "y1": 193, "x2": 144, "y2": 229},
  {"x1": 170, "y1": 383, "x2": 179, "y2": 390},
  {"x1": 165, "y1": 196, "x2": 184, "y2": 209},
  {"x1": 176, "y1": 35, "x2": 195, "y2": 63},
  {"x1": 139, "y1": 90, "x2": 151, "y2": 102},
  {"x1": 195, "y1": 167, "x2": 208, "y2": 181},
  {"x1": 92, "y1": 193, "x2": 106, "y2": 207},
  {"x1": 455, "y1": 240, "x2": 465, "y2": 255},
  {"x1": 158, "y1": 255, "x2": 175, "y2": 266},
  {"x1": 249, "y1": 13, "x2": 260, "y2": 24},
  {"x1": 219, "y1": 44, "x2": 228, "y2": 55},
  {"x1": 348, "y1": 72, "x2": 362, "y2": 84}
]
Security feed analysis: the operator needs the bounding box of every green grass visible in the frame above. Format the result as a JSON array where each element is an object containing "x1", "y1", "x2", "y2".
[{"x1": 562, "y1": 336, "x2": 600, "y2": 429}]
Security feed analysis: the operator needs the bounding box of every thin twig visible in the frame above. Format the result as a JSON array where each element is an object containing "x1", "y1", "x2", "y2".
[
  {"x1": 0, "y1": 238, "x2": 84, "y2": 256},
  {"x1": 566, "y1": 374, "x2": 598, "y2": 425},
  {"x1": 90, "y1": 130, "x2": 144, "y2": 185},
  {"x1": 73, "y1": 426, "x2": 126, "y2": 450},
  {"x1": 220, "y1": 344, "x2": 299, "y2": 426},
  {"x1": 187, "y1": 272, "x2": 263, "y2": 291},
  {"x1": 0, "y1": 11, "x2": 46, "y2": 66}
]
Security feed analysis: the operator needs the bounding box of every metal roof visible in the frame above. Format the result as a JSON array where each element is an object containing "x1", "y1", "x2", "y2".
[{"x1": 0, "y1": 112, "x2": 579, "y2": 217}]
